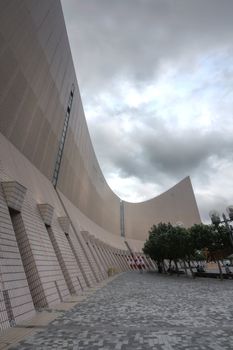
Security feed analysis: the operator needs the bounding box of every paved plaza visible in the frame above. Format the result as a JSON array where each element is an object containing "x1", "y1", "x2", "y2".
[{"x1": 9, "y1": 272, "x2": 233, "y2": 350}]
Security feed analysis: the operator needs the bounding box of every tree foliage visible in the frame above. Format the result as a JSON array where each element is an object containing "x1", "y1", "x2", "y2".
[{"x1": 143, "y1": 222, "x2": 233, "y2": 275}]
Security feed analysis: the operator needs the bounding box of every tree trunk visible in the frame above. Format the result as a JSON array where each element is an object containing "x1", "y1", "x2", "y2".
[
  {"x1": 217, "y1": 259, "x2": 223, "y2": 281},
  {"x1": 157, "y1": 262, "x2": 162, "y2": 273},
  {"x1": 174, "y1": 260, "x2": 179, "y2": 277},
  {"x1": 168, "y1": 259, "x2": 172, "y2": 274},
  {"x1": 183, "y1": 260, "x2": 188, "y2": 276},
  {"x1": 162, "y1": 260, "x2": 166, "y2": 274},
  {"x1": 187, "y1": 260, "x2": 194, "y2": 278}
]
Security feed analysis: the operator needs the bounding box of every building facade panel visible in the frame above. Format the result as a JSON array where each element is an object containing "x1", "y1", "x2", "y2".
[
  {"x1": 0, "y1": 182, "x2": 35, "y2": 330},
  {"x1": 124, "y1": 177, "x2": 201, "y2": 241},
  {"x1": 0, "y1": 0, "x2": 122, "y2": 236}
]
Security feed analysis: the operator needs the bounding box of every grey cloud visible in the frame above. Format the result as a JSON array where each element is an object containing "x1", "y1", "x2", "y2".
[
  {"x1": 140, "y1": 131, "x2": 233, "y2": 176},
  {"x1": 89, "y1": 107, "x2": 233, "y2": 185},
  {"x1": 197, "y1": 194, "x2": 232, "y2": 224},
  {"x1": 62, "y1": 0, "x2": 233, "y2": 89}
]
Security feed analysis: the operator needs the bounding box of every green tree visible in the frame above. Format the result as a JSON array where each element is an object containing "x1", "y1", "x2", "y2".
[
  {"x1": 143, "y1": 223, "x2": 172, "y2": 272},
  {"x1": 144, "y1": 222, "x2": 233, "y2": 279}
]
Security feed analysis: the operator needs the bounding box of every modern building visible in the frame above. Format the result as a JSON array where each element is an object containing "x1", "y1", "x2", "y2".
[{"x1": 0, "y1": 1, "x2": 201, "y2": 332}]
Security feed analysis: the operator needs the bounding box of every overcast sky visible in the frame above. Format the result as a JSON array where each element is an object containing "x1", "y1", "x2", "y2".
[{"x1": 61, "y1": 0, "x2": 233, "y2": 223}]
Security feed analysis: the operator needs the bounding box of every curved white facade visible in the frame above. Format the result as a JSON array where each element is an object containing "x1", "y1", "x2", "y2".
[{"x1": 0, "y1": 0, "x2": 201, "y2": 332}]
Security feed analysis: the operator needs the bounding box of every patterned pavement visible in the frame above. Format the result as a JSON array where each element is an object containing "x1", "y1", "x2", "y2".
[{"x1": 10, "y1": 272, "x2": 233, "y2": 349}]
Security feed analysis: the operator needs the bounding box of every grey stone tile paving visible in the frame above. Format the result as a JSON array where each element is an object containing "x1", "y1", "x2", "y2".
[{"x1": 10, "y1": 272, "x2": 233, "y2": 349}]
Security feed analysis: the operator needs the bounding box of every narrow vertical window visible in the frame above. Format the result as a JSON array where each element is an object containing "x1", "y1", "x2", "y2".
[{"x1": 52, "y1": 84, "x2": 75, "y2": 187}]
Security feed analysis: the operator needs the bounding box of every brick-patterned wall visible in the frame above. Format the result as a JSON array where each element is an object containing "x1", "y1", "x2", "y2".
[
  {"x1": 57, "y1": 190, "x2": 130, "y2": 279},
  {"x1": 0, "y1": 135, "x2": 132, "y2": 333},
  {"x1": 19, "y1": 193, "x2": 70, "y2": 307},
  {"x1": 94, "y1": 241, "x2": 109, "y2": 271},
  {"x1": 10, "y1": 212, "x2": 46, "y2": 308},
  {"x1": 113, "y1": 249, "x2": 124, "y2": 270},
  {"x1": 119, "y1": 249, "x2": 128, "y2": 270},
  {"x1": 0, "y1": 185, "x2": 35, "y2": 330},
  {"x1": 91, "y1": 239, "x2": 109, "y2": 275},
  {"x1": 47, "y1": 219, "x2": 83, "y2": 294},
  {"x1": 81, "y1": 231, "x2": 107, "y2": 281},
  {"x1": 0, "y1": 290, "x2": 9, "y2": 331},
  {"x1": 67, "y1": 226, "x2": 96, "y2": 288},
  {"x1": 73, "y1": 229, "x2": 100, "y2": 284},
  {"x1": 102, "y1": 244, "x2": 118, "y2": 269},
  {"x1": 109, "y1": 246, "x2": 122, "y2": 270}
]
